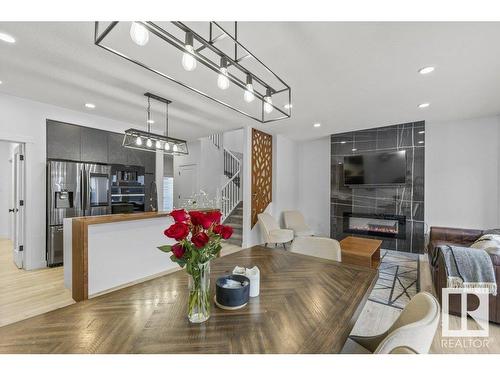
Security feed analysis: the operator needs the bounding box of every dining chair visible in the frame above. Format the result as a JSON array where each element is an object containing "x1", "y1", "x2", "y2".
[
  {"x1": 290, "y1": 236, "x2": 341, "y2": 261},
  {"x1": 257, "y1": 212, "x2": 294, "y2": 249},
  {"x1": 349, "y1": 292, "x2": 440, "y2": 354},
  {"x1": 283, "y1": 210, "x2": 314, "y2": 237}
]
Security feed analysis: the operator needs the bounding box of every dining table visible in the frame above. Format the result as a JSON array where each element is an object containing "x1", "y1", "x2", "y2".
[{"x1": 0, "y1": 246, "x2": 378, "y2": 354}]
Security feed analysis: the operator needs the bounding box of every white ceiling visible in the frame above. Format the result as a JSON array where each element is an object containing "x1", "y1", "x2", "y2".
[{"x1": 1, "y1": 22, "x2": 500, "y2": 141}]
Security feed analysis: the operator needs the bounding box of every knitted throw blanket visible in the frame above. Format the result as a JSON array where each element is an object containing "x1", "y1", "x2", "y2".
[{"x1": 433, "y1": 245, "x2": 497, "y2": 296}]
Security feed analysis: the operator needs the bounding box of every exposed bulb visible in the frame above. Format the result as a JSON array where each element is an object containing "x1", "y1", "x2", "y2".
[
  {"x1": 244, "y1": 75, "x2": 255, "y2": 103},
  {"x1": 135, "y1": 137, "x2": 142, "y2": 146},
  {"x1": 130, "y1": 22, "x2": 149, "y2": 46},
  {"x1": 264, "y1": 96, "x2": 273, "y2": 114},
  {"x1": 244, "y1": 84, "x2": 255, "y2": 103},
  {"x1": 182, "y1": 45, "x2": 197, "y2": 71},
  {"x1": 164, "y1": 142, "x2": 170, "y2": 151},
  {"x1": 156, "y1": 140, "x2": 162, "y2": 149},
  {"x1": 146, "y1": 139, "x2": 153, "y2": 148},
  {"x1": 217, "y1": 67, "x2": 230, "y2": 90},
  {"x1": 173, "y1": 144, "x2": 178, "y2": 152}
]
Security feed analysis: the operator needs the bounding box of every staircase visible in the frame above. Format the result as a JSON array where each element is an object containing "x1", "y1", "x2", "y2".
[
  {"x1": 208, "y1": 133, "x2": 243, "y2": 246},
  {"x1": 220, "y1": 148, "x2": 241, "y2": 222},
  {"x1": 223, "y1": 201, "x2": 243, "y2": 246}
]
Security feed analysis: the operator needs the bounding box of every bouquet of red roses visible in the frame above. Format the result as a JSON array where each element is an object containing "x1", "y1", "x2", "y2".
[{"x1": 158, "y1": 209, "x2": 233, "y2": 272}]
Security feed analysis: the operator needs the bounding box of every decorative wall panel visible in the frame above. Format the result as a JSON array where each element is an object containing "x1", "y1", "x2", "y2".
[
  {"x1": 331, "y1": 121, "x2": 425, "y2": 253},
  {"x1": 251, "y1": 128, "x2": 273, "y2": 228}
]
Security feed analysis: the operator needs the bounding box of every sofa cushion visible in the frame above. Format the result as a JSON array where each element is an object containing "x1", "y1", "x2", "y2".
[{"x1": 471, "y1": 234, "x2": 500, "y2": 266}]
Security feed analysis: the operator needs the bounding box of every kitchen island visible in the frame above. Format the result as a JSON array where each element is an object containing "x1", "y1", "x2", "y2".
[{"x1": 63, "y1": 212, "x2": 177, "y2": 301}]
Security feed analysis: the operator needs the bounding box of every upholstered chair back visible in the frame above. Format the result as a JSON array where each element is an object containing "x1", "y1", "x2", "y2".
[
  {"x1": 290, "y1": 237, "x2": 341, "y2": 262},
  {"x1": 283, "y1": 211, "x2": 306, "y2": 230},
  {"x1": 374, "y1": 292, "x2": 440, "y2": 354},
  {"x1": 257, "y1": 213, "x2": 280, "y2": 242}
]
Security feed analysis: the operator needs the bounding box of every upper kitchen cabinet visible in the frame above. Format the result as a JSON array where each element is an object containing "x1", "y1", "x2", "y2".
[
  {"x1": 107, "y1": 132, "x2": 128, "y2": 165},
  {"x1": 46, "y1": 120, "x2": 82, "y2": 161},
  {"x1": 81, "y1": 127, "x2": 109, "y2": 163},
  {"x1": 127, "y1": 148, "x2": 155, "y2": 174}
]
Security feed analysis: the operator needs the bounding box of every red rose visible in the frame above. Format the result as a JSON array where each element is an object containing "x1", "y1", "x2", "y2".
[
  {"x1": 206, "y1": 210, "x2": 222, "y2": 225},
  {"x1": 220, "y1": 225, "x2": 233, "y2": 240},
  {"x1": 170, "y1": 209, "x2": 188, "y2": 222},
  {"x1": 171, "y1": 243, "x2": 186, "y2": 258},
  {"x1": 214, "y1": 224, "x2": 233, "y2": 240},
  {"x1": 192, "y1": 232, "x2": 210, "y2": 248},
  {"x1": 190, "y1": 211, "x2": 212, "y2": 229},
  {"x1": 164, "y1": 222, "x2": 190, "y2": 241}
]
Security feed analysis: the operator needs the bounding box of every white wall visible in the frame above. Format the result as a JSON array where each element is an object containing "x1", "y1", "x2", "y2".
[
  {"x1": 222, "y1": 128, "x2": 244, "y2": 154},
  {"x1": 0, "y1": 92, "x2": 144, "y2": 270},
  {"x1": 0, "y1": 141, "x2": 13, "y2": 238},
  {"x1": 273, "y1": 135, "x2": 300, "y2": 227},
  {"x1": 298, "y1": 137, "x2": 331, "y2": 237},
  {"x1": 425, "y1": 115, "x2": 500, "y2": 230}
]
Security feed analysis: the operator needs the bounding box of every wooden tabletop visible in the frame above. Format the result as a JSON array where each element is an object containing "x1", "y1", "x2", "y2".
[
  {"x1": 340, "y1": 236, "x2": 383, "y2": 255},
  {"x1": 0, "y1": 246, "x2": 377, "y2": 354}
]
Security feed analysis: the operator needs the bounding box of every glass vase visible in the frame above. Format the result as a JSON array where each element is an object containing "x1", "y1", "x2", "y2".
[{"x1": 187, "y1": 261, "x2": 211, "y2": 323}]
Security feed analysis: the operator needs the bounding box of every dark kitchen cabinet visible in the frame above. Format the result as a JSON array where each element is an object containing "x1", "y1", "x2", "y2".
[
  {"x1": 81, "y1": 127, "x2": 109, "y2": 163},
  {"x1": 46, "y1": 120, "x2": 81, "y2": 161},
  {"x1": 127, "y1": 148, "x2": 155, "y2": 174},
  {"x1": 107, "y1": 133, "x2": 128, "y2": 165}
]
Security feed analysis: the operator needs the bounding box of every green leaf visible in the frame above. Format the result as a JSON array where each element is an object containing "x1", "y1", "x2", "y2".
[{"x1": 157, "y1": 245, "x2": 172, "y2": 253}]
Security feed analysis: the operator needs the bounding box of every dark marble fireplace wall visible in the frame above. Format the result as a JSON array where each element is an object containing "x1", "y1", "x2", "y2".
[{"x1": 331, "y1": 121, "x2": 425, "y2": 253}]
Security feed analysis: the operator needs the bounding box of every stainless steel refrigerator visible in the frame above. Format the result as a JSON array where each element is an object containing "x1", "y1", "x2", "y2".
[{"x1": 46, "y1": 160, "x2": 111, "y2": 266}]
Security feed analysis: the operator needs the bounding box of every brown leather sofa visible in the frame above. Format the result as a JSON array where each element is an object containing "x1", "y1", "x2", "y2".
[{"x1": 428, "y1": 226, "x2": 500, "y2": 324}]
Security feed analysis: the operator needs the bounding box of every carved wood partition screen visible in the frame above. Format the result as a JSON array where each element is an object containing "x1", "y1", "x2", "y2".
[{"x1": 251, "y1": 128, "x2": 273, "y2": 228}]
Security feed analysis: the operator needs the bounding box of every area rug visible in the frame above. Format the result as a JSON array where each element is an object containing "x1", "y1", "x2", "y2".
[{"x1": 368, "y1": 249, "x2": 420, "y2": 309}]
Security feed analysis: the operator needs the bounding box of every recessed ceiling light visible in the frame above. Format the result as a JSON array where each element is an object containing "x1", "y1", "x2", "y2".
[
  {"x1": 0, "y1": 80, "x2": 2, "y2": 85},
  {"x1": 418, "y1": 141, "x2": 425, "y2": 144},
  {"x1": 147, "y1": 119, "x2": 155, "y2": 124},
  {"x1": 85, "y1": 103, "x2": 96, "y2": 109},
  {"x1": 418, "y1": 66, "x2": 435, "y2": 75},
  {"x1": 418, "y1": 103, "x2": 430, "y2": 109},
  {"x1": 313, "y1": 123, "x2": 321, "y2": 128},
  {"x1": 0, "y1": 32, "x2": 15, "y2": 44},
  {"x1": 340, "y1": 141, "x2": 347, "y2": 144},
  {"x1": 284, "y1": 103, "x2": 293, "y2": 109},
  {"x1": 352, "y1": 148, "x2": 357, "y2": 152},
  {"x1": 418, "y1": 130, "x2": 425, "y2": 134}
]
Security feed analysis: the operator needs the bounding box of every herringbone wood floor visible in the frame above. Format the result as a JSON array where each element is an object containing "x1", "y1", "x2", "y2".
[{"x1": 0, "y1": 246, "x2": 377, "y2": 354}]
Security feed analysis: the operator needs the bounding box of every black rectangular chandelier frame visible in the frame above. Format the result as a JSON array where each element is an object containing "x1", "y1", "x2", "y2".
[
  {"x1": 95, "y1": 21, "x2": 292, "y2": 124},
  {"x1": 122, "y1": 92, "x2": 189, "y2": 156}
]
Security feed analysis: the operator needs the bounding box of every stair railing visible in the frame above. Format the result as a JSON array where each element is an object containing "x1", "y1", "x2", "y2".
[
  {"x1": 208, "y1": 133, "x2": 221, "y2": 149},
  {"x1": 221, "y1": 148, "x2": 241, "y2": 222}
]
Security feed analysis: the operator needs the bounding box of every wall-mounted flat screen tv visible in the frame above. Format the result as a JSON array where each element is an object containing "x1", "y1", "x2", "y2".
[{"x1": 343, "y1": 150, "x2": 407, "y2": 186}]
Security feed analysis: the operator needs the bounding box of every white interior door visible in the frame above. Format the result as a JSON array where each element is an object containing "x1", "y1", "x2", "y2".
[
  {"x1": 11, "y1": 144, "x2": 25, "y2": 269},
  {"x1": 176, "y1": 164, "x2": 197, "y2": 208}
]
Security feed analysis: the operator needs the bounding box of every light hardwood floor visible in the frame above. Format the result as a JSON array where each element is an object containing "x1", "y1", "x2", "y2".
[
  {"x1": 0, "y1": 237, "x2": 75, "y2": 327},
  {"x1": 347, "y1": 253, "x2": 500, "y2": 354}
]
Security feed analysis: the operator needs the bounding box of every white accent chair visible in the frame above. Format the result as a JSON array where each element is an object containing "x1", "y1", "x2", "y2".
[
  {"x1": 257, "y1": 213, "x2": 294, "y2": 249},
  {"x1": 290, "y1": 236, "x2": 341, "y2": 262},
  {"x1": 283, "y1": 210, "x2": 314, "y2": 237},
  {"x1": 348, "y1": 292, "x2": 440, "y2": 354}
]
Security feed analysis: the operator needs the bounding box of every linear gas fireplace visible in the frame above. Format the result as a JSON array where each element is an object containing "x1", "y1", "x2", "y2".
[{"x1": 343, "y1": 212, "x2": 406, "y2": 239}]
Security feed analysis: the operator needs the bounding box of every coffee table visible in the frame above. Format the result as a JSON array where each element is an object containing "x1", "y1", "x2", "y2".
[{"x1": 340, "y1": 236, "x2": 382, "y2": 269}]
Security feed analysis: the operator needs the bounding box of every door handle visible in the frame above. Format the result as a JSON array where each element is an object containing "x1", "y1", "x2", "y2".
[{"x1": 8, "y1": 208, "x2": 17, "y2": 213}]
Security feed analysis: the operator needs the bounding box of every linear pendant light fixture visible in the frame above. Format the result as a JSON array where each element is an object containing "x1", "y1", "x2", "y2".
[
  {"x1": 94, "y1": 21, "x2": 292, "y2": 124},
  {"x1": 122, "y1": 92, "x2": 188, "y2": 155}
]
